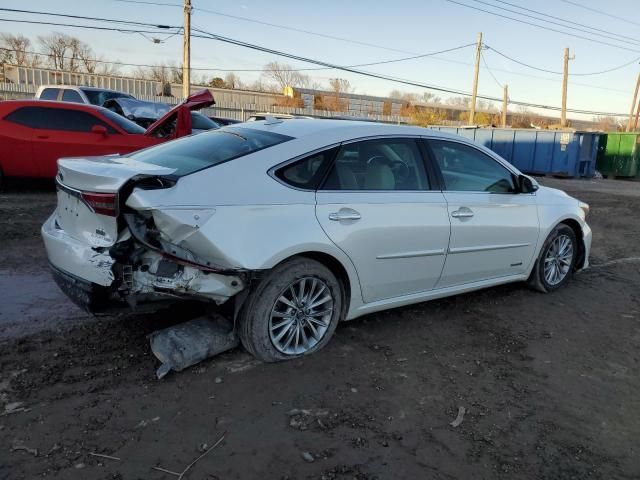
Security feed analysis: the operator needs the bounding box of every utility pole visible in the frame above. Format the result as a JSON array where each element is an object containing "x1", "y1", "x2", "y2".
[
  {"x1": 627, "y1": 73, "x2": 640, "y2": 132},
  {"x1": 560, "y1": 47, "x2": 574, "y2": 128},
  {"x1": 182, "y1": 0, "x2": 191, "y2": 98},
  {"x1": 469, "y1": 32, "x2": 482, "y2": 125},
  {"x1": 634, "y1": 94, "x2": 640, "y2": 131},
  {"x1": 501, "y1": 84, "x2": 508, "y2": 128}
]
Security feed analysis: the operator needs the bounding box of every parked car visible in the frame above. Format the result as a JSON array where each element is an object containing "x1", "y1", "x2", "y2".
[
  {"x1": 35, "y1": 85, "x2": 135, "y2": 106},
  {"x1": 246, "y1": 113, "x2": 312, "y2": 121},
  {"x1": 42, "y1": 120, "x2": 591, "y2": 362},
  {"x1": 103, "y1": 97, "x2": 220, "y2": 132},
  {"x1": 208, "y1": 115, "x2": 241, "y2": 126},
  {"x1": 0, "y1": 90, "x2": 215, "y2": 185}
]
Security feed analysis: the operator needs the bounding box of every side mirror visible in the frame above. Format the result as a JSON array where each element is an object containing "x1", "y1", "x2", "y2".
[
  {"x1": 518, "y1": 174, "x2": 538, "y2": 194},
  {"x1": 91, "y1": 125, "x2": 108, "y2": 137}
]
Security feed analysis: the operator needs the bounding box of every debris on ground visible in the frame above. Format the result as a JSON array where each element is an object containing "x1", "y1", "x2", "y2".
[
  {"x1": 301, "y1": 451, "x2": 315, "y2": 463},
  {"x1": 88, "y1": 452, "x2": 120, "y2": 461},
  {"x1": 450, "y1": 406, "x2": 466, "y2": 428},
  {"x1": 1, "y1": 402, "x2": 29, "y2": 416},
  {"x1": 153, "y1": 432, "x2": 226, "y2": 479},
  {"x1": 10, "y1": 444, "x2": 38, "y2": 456},
  {"x1": 149, "y1": 315, "x2": 239, "y2": 379},
  {"x1": 288, "y1": 408, "x2": 330, "y2": 431}
]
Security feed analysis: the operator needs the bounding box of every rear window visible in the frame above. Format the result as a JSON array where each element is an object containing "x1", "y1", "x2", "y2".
[
  {"x1": 129, "y1": 126, "x2": 293, "y2": 176},
  {"x1": 62, "y1": 89, "x2": 84, "y2": 103},
  {"x1": 39, "y1": 88, "x2": 59, "y2": 100},
  {"x1": 81, "y1": 89, "x2": 134, "y2": 106}
]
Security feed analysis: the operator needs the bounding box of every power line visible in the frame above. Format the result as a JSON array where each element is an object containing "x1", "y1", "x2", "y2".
[
  {"x1": 190, "y1": 26, "x2": 629, "y2": 116},
  {"x1": 105, "y1": 0, "x2": 638, "y2": 85},
  {"x1": 112, "y1": 0, "x2": 179, "y2": 6},
  {"x1": 0, "y1": 13, "x2": 629, "y2": 116},
  {"x1": 0, "y1": 7, "x2": 175, "y2": 29},
  {"x1": 0, "y1": 17, "x2": 180, "y2": 36},
  {"x1": 466, "y1": 0, "x2": 640, "y2": 48},
  {"x1": 486, "y1": 46, "x2": 640, "y2": 76},
  {"x1": 110, "y1": 0, "x2": 449, "y2": 57},
  {"x1": 0, "y1": 43, "x2": 475, "y2": 72},
  {"x1": 559, "y1": 0, "x2": 640, "y2": 28},
  {"x1": 1, "y1": 45, "x2": 629, "y2": 95},
  {"x1": 444, "y1": 0, "x2": 640, "y2": 53},
  {"x1": 489, "y1": 0, "x2": 640, "y2": 46},
  {"x1": 481, "y1": 51, "x2": 503, "y2": 89}
]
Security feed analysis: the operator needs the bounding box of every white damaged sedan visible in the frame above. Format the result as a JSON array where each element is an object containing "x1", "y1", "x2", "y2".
[{"x1": 43, "y1": 119, "x2": 591, "y2": 361}]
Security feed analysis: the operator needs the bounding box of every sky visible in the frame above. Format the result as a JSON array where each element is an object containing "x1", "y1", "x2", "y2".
[{"x1": 1, "y1": 0, "x2": 639, "y2": 121}]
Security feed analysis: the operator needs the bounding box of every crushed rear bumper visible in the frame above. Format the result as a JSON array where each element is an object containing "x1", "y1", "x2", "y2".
[{"x1": 49, "y1": 263, "x2": 112, "y2": 312}]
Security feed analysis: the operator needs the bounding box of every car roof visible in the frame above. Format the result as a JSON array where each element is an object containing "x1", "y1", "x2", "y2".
[
  {"x1": 37, "y1": 85, "x2": 127, "y2": 93},
  {"x1": 235, "y1": 118, "x2": 467, "y2": 143},
  {"x1": 0, "y1": 99, "x2": 101, "y2": 111}
]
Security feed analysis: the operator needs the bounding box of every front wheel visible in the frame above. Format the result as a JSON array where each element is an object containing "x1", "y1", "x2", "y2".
[
  {"x1": 528, "y1": 224, "x2": 577, "y2": 293},
  {"x1": 238, "y1": 257, "x2": 342, "y2": 362}
]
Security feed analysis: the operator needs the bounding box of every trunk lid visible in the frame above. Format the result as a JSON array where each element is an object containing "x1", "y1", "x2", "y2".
[{"x1": 55, "y1": 156, "x2": 175, "y2": 247}]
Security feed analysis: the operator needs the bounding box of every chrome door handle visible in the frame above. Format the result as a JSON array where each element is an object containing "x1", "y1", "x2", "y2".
[
  {"x1": 451, "y1": 209, "x2": 474, "y2": 218},
  {"x1": 329, "y1": 211, "x2": 361, "y2": 221}
]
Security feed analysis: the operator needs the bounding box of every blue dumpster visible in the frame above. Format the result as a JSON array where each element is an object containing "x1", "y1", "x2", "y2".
[{"x1": 428, "y1": 127, "x2": 601, "y2": 178}]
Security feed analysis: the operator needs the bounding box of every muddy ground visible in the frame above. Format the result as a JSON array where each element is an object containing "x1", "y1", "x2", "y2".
[{"x1": 1, "y1": 178, "x2": 639, "y2": 479}]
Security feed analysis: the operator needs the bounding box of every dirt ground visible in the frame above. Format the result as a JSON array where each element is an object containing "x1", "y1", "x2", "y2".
[{"x1": 1, "y1": 177, "x2": 639, "y2": 480}]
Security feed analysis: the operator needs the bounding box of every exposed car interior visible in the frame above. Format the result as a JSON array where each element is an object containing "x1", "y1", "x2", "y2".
[{"x1": 323, "y1": 139, "x2": 429, "y2": 190}]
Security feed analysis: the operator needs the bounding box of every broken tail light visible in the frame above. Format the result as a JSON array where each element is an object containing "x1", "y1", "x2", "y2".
[{"x1": 80, "y1": 192, "x2": 118, "y2": 217}]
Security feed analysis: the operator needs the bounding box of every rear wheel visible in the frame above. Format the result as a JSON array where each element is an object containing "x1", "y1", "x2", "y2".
[
  {"x1": 528, "y1": 224, "x2": 577, "y2": 293},
  {"x1": 239, "y1": 257, "x2": 342, "y2": 362}
]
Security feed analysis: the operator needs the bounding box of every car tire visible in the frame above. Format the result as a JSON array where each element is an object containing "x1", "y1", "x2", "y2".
[
  {"x1": 238, "y1": 257, "x2": 342, "y2": 362},
  {"x1": 527, "y1": 223, "x2": 577, "y2": 293}
]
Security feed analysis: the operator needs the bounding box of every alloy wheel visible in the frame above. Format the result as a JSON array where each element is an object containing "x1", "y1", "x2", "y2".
[
  {"x1": 543, "y1": 234, "x2": 574, "y2": 286},
  {"x1": 269, "y1": 277, "x2": 334, "y2": 355}
]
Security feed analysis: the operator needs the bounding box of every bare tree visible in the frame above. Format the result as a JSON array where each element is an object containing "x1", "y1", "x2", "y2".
[
  {"x1": 38, "y1": 33, "x2": 78, "y2": 70},
  {"x1": 224, "y1": 72, "x2": 242, "y2": 89},
  {"x1": 0, "y1": 33, "x2": 40, "y2": 66},
  {"x1": 262, "y1": 61, "x2": 309, "y2": 91},
  {"x1": 136, "y1": 62, "x2": 182, "y2": 83},
  {"x1": 321, "y1": 78, "x2": 351, "y2": 112},
  {"x1": 329, "y1": 78, "x2": 351, "y2": 95},
  {"x1": 208, "y1": 77, "x2": 226, "y2": 88}
]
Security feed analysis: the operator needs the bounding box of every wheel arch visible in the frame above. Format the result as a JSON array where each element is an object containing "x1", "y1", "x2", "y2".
[
  {"x1": 559, "y1": 218, "x2": 586, "y2": 269},
  {"x1": 293, "y1": 251, "x2": 352, "y2": 320}
]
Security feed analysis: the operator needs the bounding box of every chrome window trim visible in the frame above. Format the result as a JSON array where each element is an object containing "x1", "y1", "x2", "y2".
[{"x1": 267, "y1": 142, "x2": 341, "y2": 192}]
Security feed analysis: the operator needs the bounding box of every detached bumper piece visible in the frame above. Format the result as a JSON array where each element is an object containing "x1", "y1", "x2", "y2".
[
  {"x1": 149, "y1": 315, "x2": 239, "y2": 379},
  {"x1": 50, "y1": 264, "x2": 112, "y2": 313}
]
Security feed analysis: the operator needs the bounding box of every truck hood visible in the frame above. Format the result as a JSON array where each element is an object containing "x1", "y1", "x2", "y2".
[{"x1": 57, "y1": 155, "x2": 176, "y2": 192}]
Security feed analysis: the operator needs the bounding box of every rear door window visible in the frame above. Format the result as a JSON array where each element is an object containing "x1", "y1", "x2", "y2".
[
  {"x1": 130, "y1": 126, "x2": 293, "y2": 176},
  {"x1": 321, "y1": 138, "x2": 431, "y2": 191},
  {"x1": 39, "y1": 88, "x2": 59, "y2": 101},
  {"x1": 62, "y1": 89, "x2": 85, "y2": 103}
]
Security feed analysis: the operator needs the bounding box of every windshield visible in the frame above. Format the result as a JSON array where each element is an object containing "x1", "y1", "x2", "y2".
[
  {"x1": 81, "y1": 89, "x2": 134, "y2": 106},
  {"x1": 98, "y1": 107, "x2": 146, "y2": 134},
  {"x1": 130, "y1": 126, "x2": 293, "y2": 176}
]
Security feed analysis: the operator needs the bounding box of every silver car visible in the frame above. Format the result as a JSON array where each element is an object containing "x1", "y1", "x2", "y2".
[{"x1": 42, "y1": 119, "x2": 591, "y2": 361}]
